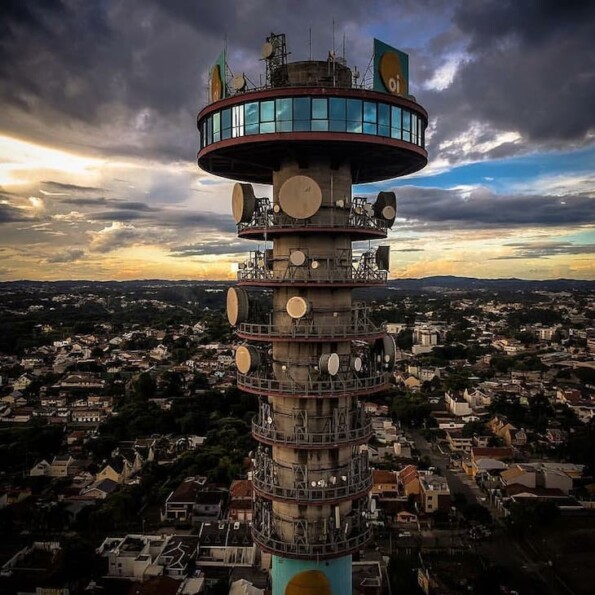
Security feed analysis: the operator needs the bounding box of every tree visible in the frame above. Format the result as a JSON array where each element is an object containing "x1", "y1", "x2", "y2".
[{"x1": 133, "y1": 372, "x2": 156, "y2": 400}]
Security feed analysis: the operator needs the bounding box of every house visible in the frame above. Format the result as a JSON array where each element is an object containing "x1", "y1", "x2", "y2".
[
  {"x1": 398, "y1": 465, "x2": 421, "y2": 498},
  {"x1": 97, "y1": 455, "x2": 135, "y2": 484},
  {"x1": 419, "y1": 474, "x2": 450, "y2": 514},
  {"x1": 445, "y1": 391, "x2": 473, "y2": 417},
  {"x1": 371, "y1": 470, "x2": 399, "y2": 498},
  {"x1": 197, "y1": 521, "x2": 256, "y2": 567},
  {"x1": 81, "y1": 478, "x2": 119, "y2": 500},
  {"x1": 228, "y1": 479, "x2": 253, "y2": 522},
  {"x1": 162, "y1": 476, "x2": 224, "y2": 524},
  {"x1": 546, "y1": 428, "x2": 568, "y2": 445},
  {"x1": 13, "y1": 374, "x2": 34, "y2": 391},
  {"x1": 445, "y1": 430, "x2": 473, "y2": 453},
  {"x1": 29, "y1": 455, "x2": 76, "y2": 478}
]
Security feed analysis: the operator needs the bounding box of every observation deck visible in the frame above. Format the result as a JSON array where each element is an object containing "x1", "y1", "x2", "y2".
[{"x1": 197, "y1": 87, "x2": 428, "y2": 184}]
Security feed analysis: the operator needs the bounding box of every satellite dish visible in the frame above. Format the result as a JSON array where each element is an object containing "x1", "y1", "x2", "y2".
[
  {"x1": 336, "y1": 199, "x2": 345, "y2": 208},
  {"x1": 311, "y1": 481, "x2": 317, "y2": 487},
  {"x1": 266, "y1": 416, "x2": 273, "y2": 425},
  {"x1": 375, "y1": 245, "x2": 390, "y2": 271},
  {"x1": 319, "y1": 353, "x2": 340, "y2": 376},
  {"x1": 289, "y1": 250, "x2": 307, "y2": 267},
  {"x1": 363, "y1": 203, "x2": 374, "y2": 217},
  {"x1": 373, "y1": 191, "x2": 397, "y2": 225},
  {"x1": 311, "y1": 260, "x2": 319, "y2": 270},
  {"x1": 351, "y1": 356, "x2": 363, "y2": 372},
  {"x1": 371, "y1": 499, "x2": 377, "y2": 513},
  {"x1": 278, "y1": 175, "x2": 322, "y2": 219},
  {"x1": 235, "y1": 345, "x2": 260, "y2": 374},
  {"x1": 226, "y1": 287, "x2": 249, "y2": 326},
  {"x1": 261, "y1": 41, "x2": 274, "y2": 59},
  {"x1": 286, "y1": 296, "x2": 310, "y2": 319},
  {"x1": 232, "y1": 183, "x2": 256, "y2": 224},
  {"x1": 231, "y1": 74, "x2": 246, "y2": 91},
  {"x1": 382, "y1": 334, "x2": 397, "y2": 370},
  {"x1": 273, "y1": 204, "x2": 281, "y2": 214}
]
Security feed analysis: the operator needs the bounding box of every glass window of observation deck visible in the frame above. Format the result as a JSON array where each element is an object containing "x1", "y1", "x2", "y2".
[
  {"x1": 391, "y1": 106, "x2": 402, "y2": 139},
  {"x1": 276, "y1": 98, "x2": 292, "y2": 132},
  {"x1": 346, "y1": 99, "x2": 362, "y2": 133},
  {"x1": 311, "y1": 98, "x2": 328, "y2": 131},
  {"x1": 293, "y1": 97, "x2": 311, "y2": 131},
  {"x1": 363, "y1": 101, "x2": 377, "y2": 135},
  {"x1": 260, "y1": 101, "x2": 275, "y2": 133},
  {"x1": 245, "y1": 102, "x2": 259, "y2": 135},
  {"x1": 221, "y1": 108, "x2": 232, "y2": 140},
  {"x1": 329, "y1": 98, "x2": 346, "y2": 132},
  {"x1": 402, "y1": 110, "x2": 411, "y2": 142},
  {"x1": 378, "y1": 103, "x2": 390, "y2": 137}
]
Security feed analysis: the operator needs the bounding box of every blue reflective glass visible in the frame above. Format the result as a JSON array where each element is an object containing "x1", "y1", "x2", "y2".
[
  {"x1": 311, "y1": 119, "x2": 328, "y2": 131},
  {"x1": 378, "y1": 103, "x2": 389, "y2": 127},
  {"x1": 277, "y1": 120, "x2": 292, "y2": 132},
  {"x1": 293, "y1": 97, "x2": 311, "y2": 120},
  {"x1": 402, "y1": 110, "x2": 411, "y2": 142},
  {"x1": 221, "y1": 109, "x2": 232, "y2": 139},
  {"x1": 363, "y1": 102, "x2": 377, "y2": 123},
  {"x1": 391, "y1": 106, "x2": 402, "y2": 139},
  {"x1": 245, "y1": 102, "x2": 259, "y2": 125},
  {"x1": 261, "y1": 101, "x2": 275, "y2": 122},
  {"x1": 346, "y1": 99, "x2": 362, "y2": 133},
  {"x1": 276, "y1": 98, "x2": 292, "y2": 121},
  {"x1": 260, "y1": 121, "x2": 275, "y2": 133},
  {"x1": 330, "y1": 97, "x2": 345, "y2": 119},
  {"x1": 403, "y1": 110, "x2": 411, "y2": 131},
  {"x1": 363, "y1": 122, "x2": 376, "y2": 135},
  {"x1": 293, "y1": 97, "x2": 311, "y2": 131},
  {"x1": 312, "y1": 98, "x2": 327, "y2": 120}
]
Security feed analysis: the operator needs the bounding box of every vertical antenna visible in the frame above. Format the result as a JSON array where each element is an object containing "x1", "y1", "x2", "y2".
[
  {"x1": 342, "y1": 32, "x2": 346, "y2": 62},
  {"x1": 309, "y1": 26, "x2": 312, "y2": 61},
  {"x1": 332, "y1": 19, "x2": 335, "y2": 55}
]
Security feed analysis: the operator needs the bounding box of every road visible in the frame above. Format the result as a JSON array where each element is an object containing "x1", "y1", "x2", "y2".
[{"x1": 407, "y1": 429, "x2": 577, "y2": 595}]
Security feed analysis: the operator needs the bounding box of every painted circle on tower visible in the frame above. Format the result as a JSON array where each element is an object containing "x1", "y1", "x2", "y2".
[
  {"x1": 278, "y1": 175, "x2": 322, "y2": 219},
  {"x1": 285, "y1": 570, "x2": 331, "y2": 595}
]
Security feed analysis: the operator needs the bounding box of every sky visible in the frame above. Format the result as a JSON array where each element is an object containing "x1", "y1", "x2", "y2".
[{"x1": 0, "y1": 0, "x2": 594, "y2": 282}]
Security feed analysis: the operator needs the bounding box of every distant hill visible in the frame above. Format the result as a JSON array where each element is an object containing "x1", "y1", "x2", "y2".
[
  {"x1": 386, "y1": 276, "x2": 595, "y2": 292},
  {"x1": 0, "y1": 276, "x2": 593, "y2": 292}
]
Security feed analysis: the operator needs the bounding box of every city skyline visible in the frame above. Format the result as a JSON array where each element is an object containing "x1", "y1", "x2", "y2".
[{"x1": 1, "y1": 0, "x2": 594, "y2": 281}]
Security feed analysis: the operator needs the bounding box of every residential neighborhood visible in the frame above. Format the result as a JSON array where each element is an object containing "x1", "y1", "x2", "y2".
[{"x1": 0, "y1": 279, "x2": 594, "y2": 594}]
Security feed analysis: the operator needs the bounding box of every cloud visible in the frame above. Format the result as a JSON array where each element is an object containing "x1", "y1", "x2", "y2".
[
  {"x1": 170, "y1": 238, "x2": 252, "y2": 257},
  {"x1": 46, "y1": 248, "x2": 85, "y2": 263},
  {"x1": 0, "y1": 203, "x2": 32, "y2": 223},
  {"x1": 491, "y1": 241, "x2": 595, "y2": 260},
  {"x1": 42, "y1": 180, "x2": 104, "y2": 193},
  {"x1": 392, "y1": 185, "x2": 595, "y2": 230},
  {"x1": 88, "y1": 222, "x2": 145, "y2": 253}
]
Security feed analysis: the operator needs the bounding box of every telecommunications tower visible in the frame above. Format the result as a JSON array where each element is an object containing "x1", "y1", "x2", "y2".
[{"x1": 197, "y1": 33, "x2": 428, "y2": 595}]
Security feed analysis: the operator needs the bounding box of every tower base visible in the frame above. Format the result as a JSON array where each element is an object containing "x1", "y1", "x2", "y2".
[{"x1": 271, "y1": 555, "x2": 352, "y2": 595}]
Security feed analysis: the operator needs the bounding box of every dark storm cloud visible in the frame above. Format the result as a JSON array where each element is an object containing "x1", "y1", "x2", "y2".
[
  {"x1": 60, "y1": 197, "x2": 110, "y2": 207},
  {"x1": 92, "y1": 211, "x2": 149, "y2": 222},
  {"x1": 420, "y1": 0, "x2": 595, "y2": 157},
  {"x1": 491, "y1": 241, "x2": 595, "y2": 260},
  {"x1": 393, "y1": 186, "x2": 595, "y2": 230},
  {"x1": 0, "y1": 204, "x2": 32, "y2": 224},
  {"x1": 393, "y1": 248, "x2": 425, "y2": 252}
]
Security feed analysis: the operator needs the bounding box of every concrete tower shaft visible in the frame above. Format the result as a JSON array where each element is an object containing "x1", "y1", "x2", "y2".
[{"x1": 197, "y1": 33, "x2": 428, "y2": 594}]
